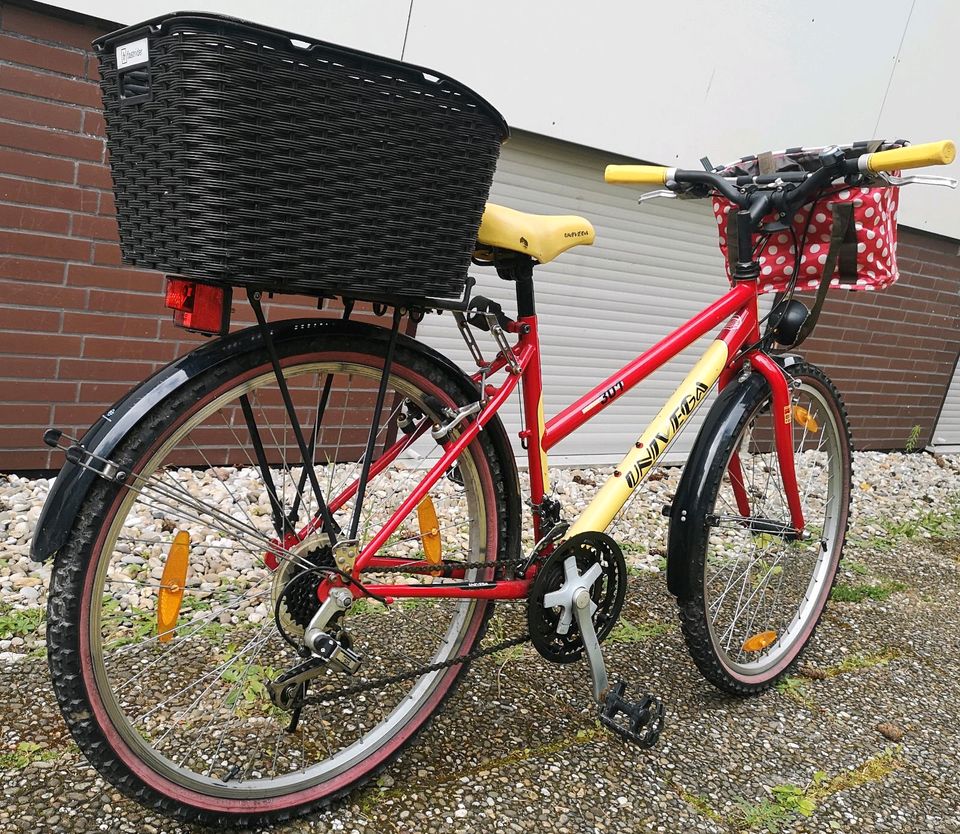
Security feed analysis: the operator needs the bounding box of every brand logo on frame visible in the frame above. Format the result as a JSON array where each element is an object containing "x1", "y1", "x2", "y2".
[
  {"x1": 116, "y1": 38, "x2": 149, "y2": 70},
  {"x1": 624, "y1": 381, "x2": 710, "y2": 489}
]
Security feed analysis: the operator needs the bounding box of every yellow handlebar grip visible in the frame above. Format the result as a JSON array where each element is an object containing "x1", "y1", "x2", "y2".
[
  {"x1": 866, "y1": 140, "x2": 956, "y2": 173},
  {"x1": 604, "y1": 164, "x2": 670, "y2": 185}
]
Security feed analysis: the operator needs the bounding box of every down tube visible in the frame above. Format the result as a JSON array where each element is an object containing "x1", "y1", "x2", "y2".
[{"x1": 567, "y1": 339, "x2": 729, "y2": 537}]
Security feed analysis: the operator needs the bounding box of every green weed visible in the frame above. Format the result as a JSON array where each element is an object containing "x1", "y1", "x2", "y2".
[
  {"x1": 607, "y1": 619, "x2": 672, "y2": 644},
  {"x1": 0, "y1": 741, "x2": 59, "y2": 770},
  {"x1": 0, "y1": 604, "x2": 43, "y2": 640},
  {"x1": 830, "y1": 579, "x2": 906, "y2": 603}
]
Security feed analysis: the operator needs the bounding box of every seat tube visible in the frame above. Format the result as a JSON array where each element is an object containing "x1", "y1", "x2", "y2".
[{"x1": 514, "y1": 269, "x2": 550, "y2": 539}]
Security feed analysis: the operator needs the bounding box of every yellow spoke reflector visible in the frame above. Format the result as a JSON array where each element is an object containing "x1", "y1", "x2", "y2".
[
  {"x1": 157, "y1": 530, "x2": 190, "y2": 643},
  {"x1": 417, "y1": 497, "x2": 442, "y2": 577},
  {"x1": 792, "y1": 405, "x2": 819, "y2": 433},
  {"x1": 742, "y1": 630, "x2": 777, "y2": 653}
]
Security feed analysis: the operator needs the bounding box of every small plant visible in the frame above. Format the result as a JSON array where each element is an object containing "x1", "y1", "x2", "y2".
[
  {"x1": 0, "y1": 604, "x2": 43, "y2": 640},
  {"x1": 904, "y1": 424, "x2": 922, "y2": 453},
  {"x1": 733, "y1": 781, "x2": 814, "y2": 832},
  {"x1": 0, "y1": 741, "x2": 59, "y2": 770},
  {"x1": 774, "y1": 675, "x2": 816, "y2": 709}
]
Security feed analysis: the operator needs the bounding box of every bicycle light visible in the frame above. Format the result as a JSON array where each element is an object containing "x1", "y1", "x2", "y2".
[{"x1": 164, "y1": 278, "x2": 231, "y2": 336}]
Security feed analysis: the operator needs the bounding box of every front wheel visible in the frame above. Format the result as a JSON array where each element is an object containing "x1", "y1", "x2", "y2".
[
  {"x1": 676, "y1": 361, "x2": 852, "y2": 694},
  {"x1": 46, "y1": 324, "x2": 516, "y2": 825}
]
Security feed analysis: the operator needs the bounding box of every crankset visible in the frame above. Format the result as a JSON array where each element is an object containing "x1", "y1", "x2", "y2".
[
  {"x1": 527, "y1": 532, "x2": 665, "y2": 747},
  {"x1": 528, "y1": 532, "x2": 626, "y2": 664}
]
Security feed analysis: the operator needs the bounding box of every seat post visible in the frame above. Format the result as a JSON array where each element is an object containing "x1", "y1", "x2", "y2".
[{"x1": 496, "y1": 254, "x2": 537, "y2": 318}]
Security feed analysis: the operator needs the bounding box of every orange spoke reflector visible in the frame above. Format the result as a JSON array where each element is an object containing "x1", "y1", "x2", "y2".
[
  {"x1": 417, "y1": 497, "x2": 442, "y2": 577},
  {"x1": 742, "y1": 630, "x2": 777, "y2": 653},
  {"x1": 157, "y1": 530, "x2": 190, "y2": 643},
  {"x1": 792, "y1": 405, "x2": 819, "y2": 433}
]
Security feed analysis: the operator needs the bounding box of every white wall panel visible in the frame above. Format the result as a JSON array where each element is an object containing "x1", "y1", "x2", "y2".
[{"x1": 932, "y1": 360, "x2": 960, "y2": 451}]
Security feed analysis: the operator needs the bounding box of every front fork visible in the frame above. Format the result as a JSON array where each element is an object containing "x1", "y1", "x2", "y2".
[{"x1": 725, "y1": 352, "x2": 806, "y2": 535}]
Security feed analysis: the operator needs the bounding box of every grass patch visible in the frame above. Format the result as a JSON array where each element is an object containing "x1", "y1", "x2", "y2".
[
  {"x1": 680, "y1": 748, "x2": 901, "y2": 831},
  {"x1": 680, "y1": 791, "x2": 724, "y2": 824},
  {"x1": 0, "y1": 741, "x2": 59, "y2": 770},
  {"x1": 830, "y1": 579, "x2": 906, "y2": 603},
  {"x1": 0, "y1": 604, "x2": 44, "y2": 640},
  {"x1": 607, "y1": 618, "x2": 672, "y2": 644},
  {"x1": 856, "y1": 499, "x2": 960, "y2": 552},
  {"x1": 822, "y1": 647, "x2": 902, "y2": 677}
]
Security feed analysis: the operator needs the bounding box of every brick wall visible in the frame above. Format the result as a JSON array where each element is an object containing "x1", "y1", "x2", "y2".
[
  {"x1": 1, "y1": 0, "x2": 959, "y2": 472},
  {"x1": 0, "y1": 1, "x2": 384, "y2": 471},
  {"x1": 799, "y1": 230, "x2": 960, "y2": 450}
]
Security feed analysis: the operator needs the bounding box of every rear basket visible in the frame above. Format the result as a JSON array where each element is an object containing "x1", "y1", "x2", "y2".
[
  {"x1": 712, "y1": 141, "x2": 904, "y2": 294},
  {"x1": 94, "y1": 13, "x2": 509, "y2": 308}
]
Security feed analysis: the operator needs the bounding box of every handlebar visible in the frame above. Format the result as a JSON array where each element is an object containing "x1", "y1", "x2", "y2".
[{"x1": 604, "y1": 139, "x2": 956, "y2": 208}]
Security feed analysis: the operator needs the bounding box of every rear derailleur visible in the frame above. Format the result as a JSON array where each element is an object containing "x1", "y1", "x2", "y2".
[
  {"x1": 267, "y1": 585, "x2": 362, "y2": 729},
  {"x1": 527, "y1": 532, "x2": 665, "y2": 747}
]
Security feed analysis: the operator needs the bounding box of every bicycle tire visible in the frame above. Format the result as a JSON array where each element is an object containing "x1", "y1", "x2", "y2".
[
  {"x1": 675, "y1": 361, "x2": 852, "y2": 694},
  {"x1": 46, "y1": 325, "x2": 517, "y2": 825}
]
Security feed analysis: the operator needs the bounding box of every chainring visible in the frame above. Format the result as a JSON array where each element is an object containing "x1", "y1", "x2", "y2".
[{"x1": 527, "y1": 531, "x2": 627, "y2": 664}]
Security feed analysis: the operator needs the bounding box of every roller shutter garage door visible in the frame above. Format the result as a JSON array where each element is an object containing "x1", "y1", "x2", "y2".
[
  {"x1": 417, "y1": 131, "x2": 758, "y2": 467},
  {"x1": 932, "y1": 360, "x2": 960, "y2": 451}
]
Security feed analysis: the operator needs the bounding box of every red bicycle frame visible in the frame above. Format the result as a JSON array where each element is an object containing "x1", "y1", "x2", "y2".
[{"x1": 302, "y1": 277, "x2": 804, "y2": 604}]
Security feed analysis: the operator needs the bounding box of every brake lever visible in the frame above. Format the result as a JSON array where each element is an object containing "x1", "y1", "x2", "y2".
[
  {"x1": 877, "y1": 172, "x2": 958, "y2": 189},
  {"x1": 638, "y1": 189, "x2": 677, "y2": 204}
]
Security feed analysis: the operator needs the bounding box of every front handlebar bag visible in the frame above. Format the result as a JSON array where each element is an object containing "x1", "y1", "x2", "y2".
[{"x1": 711, "y1": 141, "x2": 905, "y2": 294}]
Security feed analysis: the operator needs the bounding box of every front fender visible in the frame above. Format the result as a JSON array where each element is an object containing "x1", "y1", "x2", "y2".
[
  {"x1": 31, "y1": 318, "x2": 500, "y2": 561},
  {"x1": 666, "y1": 354, "x2": 801, "y2": 600}
]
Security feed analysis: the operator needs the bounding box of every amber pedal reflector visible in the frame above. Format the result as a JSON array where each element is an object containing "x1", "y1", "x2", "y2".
[{"x1": 157, "y1": 530, "x2": 190, "y2": 643}]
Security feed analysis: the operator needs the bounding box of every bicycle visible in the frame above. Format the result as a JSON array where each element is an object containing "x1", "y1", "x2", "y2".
[{"x1": 30, "y1": 129, "x2": 956, "y2": 823}]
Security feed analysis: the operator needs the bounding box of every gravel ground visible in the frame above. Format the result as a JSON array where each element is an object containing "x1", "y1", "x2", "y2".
[{"x1": 2, "y1": 450, "x2": 959, "y2": 832}]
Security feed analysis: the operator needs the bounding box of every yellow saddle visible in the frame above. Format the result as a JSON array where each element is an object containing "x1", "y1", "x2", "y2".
[{"x1": 475, "y1": 203, "x2": 595, "y2": 264}]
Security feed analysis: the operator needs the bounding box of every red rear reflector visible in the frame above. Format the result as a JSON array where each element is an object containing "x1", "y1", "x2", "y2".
[{"x1": 164, "y1": 278, "x2": 229, "y2": 335}]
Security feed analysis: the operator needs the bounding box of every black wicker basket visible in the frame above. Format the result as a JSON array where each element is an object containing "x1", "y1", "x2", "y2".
[{"x1": 93, "y1": 13, "x2": 509, "y2": 307}]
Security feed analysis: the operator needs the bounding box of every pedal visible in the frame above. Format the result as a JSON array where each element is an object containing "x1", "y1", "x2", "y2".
[{"x1": 600, "y1": 681, "x2": 665, "y2": 748}]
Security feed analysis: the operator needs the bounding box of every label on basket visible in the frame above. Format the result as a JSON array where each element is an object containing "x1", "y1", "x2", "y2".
[{"x1": 116, "y1": 38, "x2": 149, "y2": 69}]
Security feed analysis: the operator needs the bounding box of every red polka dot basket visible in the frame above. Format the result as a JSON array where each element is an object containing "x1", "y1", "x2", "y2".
[{"x1": 711, "y1": 141, "x2": 904, "y2": 294}]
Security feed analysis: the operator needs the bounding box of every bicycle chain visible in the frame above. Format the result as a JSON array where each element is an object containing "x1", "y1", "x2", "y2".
[
  {"x1": 290, "y1": 556, "x2": 531, "y2": 705},
  {"x1": 299, "y1": 632, "x2": 531, "y2": 705}
]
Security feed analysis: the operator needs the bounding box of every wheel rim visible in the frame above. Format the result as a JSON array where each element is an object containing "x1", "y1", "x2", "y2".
[
  {"x1": 81, "y1": 355, "x2": 495, "y2": 801},
  {"x1": 703, "y1": 376, "x2": 845, "y2": 679}
]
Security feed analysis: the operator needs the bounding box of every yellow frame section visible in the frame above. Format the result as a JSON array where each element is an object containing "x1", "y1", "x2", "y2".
[{"x1": 567, "y1": 340, "x2": 729, "y2": 537}]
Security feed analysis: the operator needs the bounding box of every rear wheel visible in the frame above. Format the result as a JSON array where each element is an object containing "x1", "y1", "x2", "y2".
[
  {"x1": 46, "y1": 328, "x2": 515, "y2": 824},
  {"x1": 677, "y1": 361, "x2": 852, "y2": 694}
]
